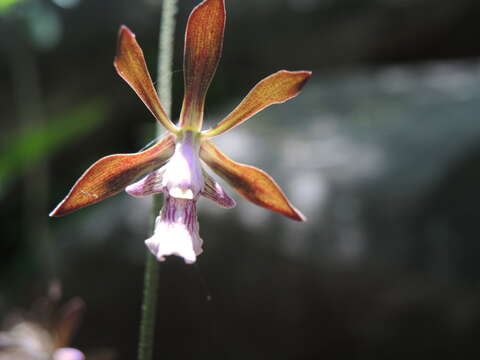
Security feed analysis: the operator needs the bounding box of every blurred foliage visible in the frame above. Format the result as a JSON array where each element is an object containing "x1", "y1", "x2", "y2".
[
  {"x1": 23, "y1": 0, "x2": 62, "y2": 49},
  {"x1": 0, "y1": 0, "x2": 23, "y2": 14},
  {"x1": 0, "y1": 0, "x2": 79, "y2": 49},
  {"x1": 0, "y1": 99, "x2": 109, "y2": 196}
]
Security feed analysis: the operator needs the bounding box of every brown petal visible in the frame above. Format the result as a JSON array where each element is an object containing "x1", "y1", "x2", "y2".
[
  {"x1": 204, "y1": 70, "x2": 311, "y2": 137},
  {"x1": 50, "y1": 134, "x2": 175, "y2": 217},
  {"x1": 179, "y1": 0, "x2": 225, "y2": 130},
  {"x1": 114, "y1": 25, "x2": 178, "y2": 134},
  {"x1": 200, "y1": 140, "x2": 305, "y2": 221}
]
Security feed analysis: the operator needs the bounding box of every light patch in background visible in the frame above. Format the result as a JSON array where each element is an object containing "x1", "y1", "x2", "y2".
[
  {"x1": 283, "y1": 117, "x2": 386, "y2": 184},
  {"x1": 282, "y1": 170, "x2": 329, "y2": 258},
  {"x1": 51, "y1": 0, "x2": 80, "y2": 8},
  {"x1": 376, "y1": 62, "x2": 479, "y2": 102},
  {"x1": 210, "y1": 127, "x2": 263, "y2": 164},
  {"x1": 237, "y1": 199, "x2": 271, "y2": 230},
  {"x1": 57, "y1": 195, "x2": 152, "y2": 263},
  {"x1": 376, "y1": 67, "x2": 415, "y2": 94},
  {"x1": 330, "y1": 196, "x2": 366, "y2": 264},
  {"x1": 423, "y1": 63, "x2": 477, "y2": 101},
  {"x1": 288, "y1": 170, "x2": 328, "y2": 216}
]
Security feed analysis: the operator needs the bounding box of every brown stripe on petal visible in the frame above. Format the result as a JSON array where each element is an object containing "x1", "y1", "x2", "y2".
[
  {"x1": 50, "y1": 134, "x2": 175, "y2": 217},
  {"x1": 179, "y1": 0, "x2": 225, "y2": 130},
  {"x1": 204, "y1": 70, "x2": 311, "y2": 137},
  {"x1": 114, "y1": 25, "x2": 178, "y2": 134},
  {"x1": 200, "y1": 140, "x2": 306, "y2": 221}
]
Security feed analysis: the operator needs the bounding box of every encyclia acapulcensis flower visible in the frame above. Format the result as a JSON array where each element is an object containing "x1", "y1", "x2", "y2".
[{"x1": 50, "y1": 0, "x2": 311, "y2": 264}]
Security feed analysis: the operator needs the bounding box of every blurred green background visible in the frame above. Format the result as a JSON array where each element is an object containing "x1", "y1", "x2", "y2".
[{"x1": 2, "y1": 0, "x2": 480, "y2": 358}]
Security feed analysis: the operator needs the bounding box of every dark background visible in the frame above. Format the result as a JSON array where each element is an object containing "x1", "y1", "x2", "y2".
[{"x1": 1, "y1": 0, "x2": 480, "y2": 358}]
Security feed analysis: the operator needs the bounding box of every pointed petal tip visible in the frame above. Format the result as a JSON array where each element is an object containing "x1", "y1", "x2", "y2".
[
  {"x1": 48, "y1": 208, "x2": 60, "y2": 217},
  {"x1": 278, "y1": 70, "x2": 312, "y2": 94},
  {"x1": 271, "y1": 202, "x2": 306, "y2": 222},
  {"x1": 48, "y1": 207, "x2": 75, "y2": 218},
  {"x1": 48, "y1": 195, "x2": 89, "y2": 218},
  {"x1": 114, "y1": 26, "x2": 134, "y2": 65},
  {"x1": 192, "y1": 0, "x2": 225, "y2": 16},
  {"x1": 119, "y1": 24, "x2": 133, "y2": 36},
  {"x1": 49, "y1": 200, "x2": 71, "y2": 217},
  {"x1": 298, "y1": 71, "x2": 312, "y2": 88},
  {"x1": 290, "y1": 206, "x2": 307, "y2": 222},
  {"x1": 114, "y1": 25, "x2": 134, "y2": 69}
]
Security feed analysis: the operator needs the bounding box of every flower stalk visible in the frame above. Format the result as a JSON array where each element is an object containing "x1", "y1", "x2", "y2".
[{"x1": 137, "y1": 0, "x2": 178, "y2": 359}]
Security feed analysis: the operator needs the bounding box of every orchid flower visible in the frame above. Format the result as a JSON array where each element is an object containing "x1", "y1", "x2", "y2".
[{"x1": 50, "y1": 0, "x2": 311, "y2": 264}]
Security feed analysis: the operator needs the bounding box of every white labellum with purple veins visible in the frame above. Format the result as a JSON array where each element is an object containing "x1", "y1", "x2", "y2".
[{"x1": 126, "y1": 130, "x2": 235, "y2": 263}]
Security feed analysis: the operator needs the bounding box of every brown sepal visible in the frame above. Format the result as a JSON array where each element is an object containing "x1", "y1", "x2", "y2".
[
  {"x1": 179, "y1": 0, "x2": 225, "y2": 129},
  {"x1": 50, "y1": 134, "x2": 175, "y2": 217},
  {"x1": 200, "y1": 140, "x2": 306, "y2": 221},
  {"x1": 114, "y1": 25, "x2": 177, "y2": 133},
  {"x1": 204, "y1": 70, "x2": 311, "y2": 137}
]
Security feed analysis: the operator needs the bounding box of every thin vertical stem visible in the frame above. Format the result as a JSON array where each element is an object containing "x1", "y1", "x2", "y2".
[
  {"x1": 157, "y1": 0, "x2": 178, "y2": 119},
  {"x1": 137, "y1": 0, "x2": 178, "y2": 359},
  {"x1": 137, "y1": 248, "x2": 160, "y2": 360}
]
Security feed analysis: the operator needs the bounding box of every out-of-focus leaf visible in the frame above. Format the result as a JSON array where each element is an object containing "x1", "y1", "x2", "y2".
[
  {"x1": 0, "y1": 98, "x2": 109, "y2": 195},
  {"x1": 25, "y1": 1, "x2": 62, "y2": 49},
  {"x1": 0, "y1": 0, "x2": 23, "y2": 13}
]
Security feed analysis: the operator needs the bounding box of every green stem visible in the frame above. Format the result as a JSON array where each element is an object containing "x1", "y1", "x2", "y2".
[
  {"x1": 157, "y1": 0, "x2": 178, "y2": 121},
  {"x1": 137, "y1": 0, "x2": 178, "y2": 359},
  {"x1": 137, "y1": 250, "x2": 160, "y2": 360}
]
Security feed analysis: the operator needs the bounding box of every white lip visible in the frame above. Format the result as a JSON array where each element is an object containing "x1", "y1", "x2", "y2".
[{"x1": 146, "y1": 194, "x2": 203, "y2": 264}]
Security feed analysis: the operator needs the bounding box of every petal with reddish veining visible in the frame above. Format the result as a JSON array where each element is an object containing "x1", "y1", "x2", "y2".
[
  {"x1": 204, "y1": 70, "x2": 311, "y2": 137},
  {"x1": 114, "y1": 25, "x2": 178, "y2": 134},
  {"x1": 200, "y1": 140, "x2": 305, "y2": 221},
  {"x1": 179, "y1": 0, "x2": 225, "y2": 130},
  {"x1": 125, "y1": 167, "x2": 165, "y2": 197},
  {"x1": 49, "y1": 134, "x2": 175, "y2": 217},
  {"x1": 201, "y1": 170, "x2": 236, "y2": 208}
]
